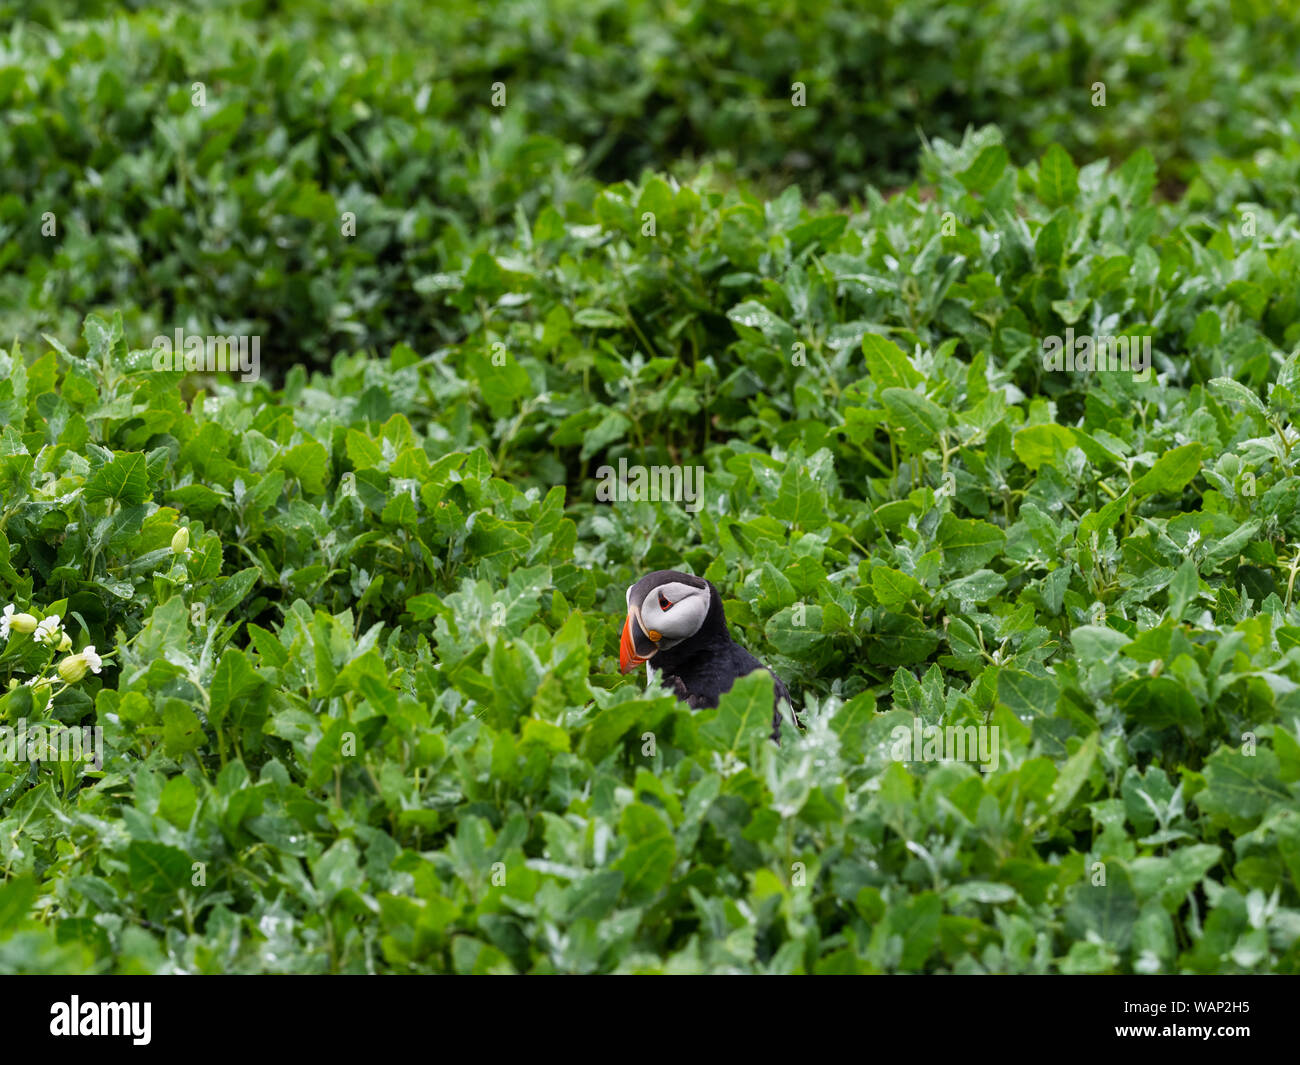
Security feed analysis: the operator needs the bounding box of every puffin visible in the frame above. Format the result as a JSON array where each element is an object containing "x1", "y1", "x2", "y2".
[{"x1": 618, "y1": 569, "x2": 793, "y2": 741}]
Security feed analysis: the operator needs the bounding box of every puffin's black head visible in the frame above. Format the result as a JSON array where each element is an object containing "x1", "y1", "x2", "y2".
[{"x1": 619, "y1": 569, "x2": 721, "y2": 673}]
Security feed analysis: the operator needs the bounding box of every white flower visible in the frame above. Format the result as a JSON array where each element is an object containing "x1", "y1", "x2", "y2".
[
  {"x1": 57, "y1": 646, "x2": 104, "y2": 685},
  {"x1": 34, "y1": 614, "x2": 62, "y2": 644},
  {"x1": 1, "y1": 604, "x2": 37, "y2": 639}
]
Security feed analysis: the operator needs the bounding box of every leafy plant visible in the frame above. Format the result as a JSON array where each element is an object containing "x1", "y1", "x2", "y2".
[
  {"x1": 4, "y1": 0, "x2": 1299, "y2": 367},
  {"x1": 3, "y1": 125, "x2": 1300, "y2": 971},
  {"x1": 4, "y1": 0, "x2": 1300, "y2": 974}
]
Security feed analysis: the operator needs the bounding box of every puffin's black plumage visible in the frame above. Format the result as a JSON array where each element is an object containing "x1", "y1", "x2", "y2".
[{"x1": 621, "y1": 571, "x2": 792, "y2": 741}]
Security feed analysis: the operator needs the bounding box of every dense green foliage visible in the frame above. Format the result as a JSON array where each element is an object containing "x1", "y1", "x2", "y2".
[
  {"x1": 4, "y1": 0, "x2": 1299, "y2": 366},
  {"x1": 3, "y1": 0, "x2": 1300, "y2": 975}
]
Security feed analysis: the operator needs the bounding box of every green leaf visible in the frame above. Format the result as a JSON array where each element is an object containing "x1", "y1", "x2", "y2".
[
  {"x1": 1064, "y1": 861, "x2": 1138, "y2": 952},
  {"x1": 766, "y1": 604, "x2": 827, "y2": 656},
  {"x1": 1134, "y1": 443, "x2": 1202, "y2": 497},
  {"x1": 0, "y1": 877, "x2": 38, "y2": 928},
  {"x1": 1037, "y1": 143, "x2": 1078, "y2": 207},
  {"x1": 998, "y1": 669, "x2": 1058, "y2": 719},
  {"x1": 574, "y1": 308, "x2": 625, "y2": 329},
  {"x1": 936, "y1": 514, "x2": 1006, "y2": 571},
  {"x1": 614, "y1": 804, "x2": 676, "y2": 903},
  {"x1": 162, "y1": 702, "x2": 205, "y2": 758},
  {"x1": 1013, "y1": 424, "x2": 1076, "y2": 471},
  {"x1": 871, "y1": 567, "x2": 924, "y2": 610},
  {"x1": 698, "y1": 670, "x2": 776, "y2": 752},
  {"x1": 1208, "y1": 377, "x2": 1268, "y2": 419},
  {"x1": 127, "y1": 841, "x2": 193, "y2": 900},
  {"x1": 1050, "y1": 732, "x2": 1099, "y2": 813},
  {"x1": 775, "y1": 463, "x2": 826, "y2": 526},
  {"x1": 84, "y1": 452, "x2": 150, "y2": 506},
  {"x1": 158, "y1": 775, "x2": 197, "y2": 830},
  {"x1": 1036, "y1": 210, "x2": 1069, "y2": 266},
  {"x1": 958, "y1": 144, "x2": 1008, "y2": 194},
  {"x1": 881, "y1": 387, "x2": 945, "y2": 444},
  {"x1": 1167, "y1": 557, "x2": 1199, "y2": 622},
  {"x1": 862, "y1": 334, "x2": 923, "y2": 390},
  {"x1": 1130, "y1": 845, "x2": 1221, "y2": 910},
  {"x1": 1197, "y1": 747, "x2": 1288, "y2": 826},
  {"x1": 727, "y1": 301, "x2": 795, "y2": 349},
  {"x1": 312, "y1": 838, "x2": 363, "y2": 903},
  {"x1": 273, "y1": 440, "x2": 330, "y2": 495},
  {"x1": 210, "y1": 647, "x2": 264, "y2": 728}
]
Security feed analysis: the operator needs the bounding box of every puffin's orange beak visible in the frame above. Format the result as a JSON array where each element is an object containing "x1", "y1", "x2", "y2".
[
  {"x1": 619, "y1": 612, "x2": 658, "y2": 673},
  {"x1": 620, "y1": 615, "x2": 645, "y2": 673}
]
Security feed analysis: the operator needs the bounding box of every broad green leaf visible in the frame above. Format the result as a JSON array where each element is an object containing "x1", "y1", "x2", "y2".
[
  {"x1": 84, "y1": 452, "x2": 150, "y2": 506},
  {"x1": 698, "y1": 670, "x2": 776, "y2": 752},
  {"x1": 936, "y1": 514, "x2": 1006, "y2": 571},
  {"x1": 1037, "y1": 143, "x2": 1078, "y2": 207},
  {"x1": 958, "y1": 144, "x2": 1008, "y2": 194},
  {"x1": 1134, "y1": 443, "x2": 1202, "y2": 497},
  {"x1": 862, "y1": 334, "x2": 923, "y2": 390},
  {"x1": 881, "y1": 387, "x2": 945, "y2": 443},
  {"x1": 871, "y1": 567, "x2": 924, "y2": 609}
]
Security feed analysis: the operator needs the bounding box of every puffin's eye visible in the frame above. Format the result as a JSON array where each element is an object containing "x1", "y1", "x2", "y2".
[{"x1": 658, "y1": 592, "x2": 674, "y2": 611}]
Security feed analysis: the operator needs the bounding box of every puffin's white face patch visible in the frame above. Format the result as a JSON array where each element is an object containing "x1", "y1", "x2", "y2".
[{"x1": 637, "y1": 580, "x2": 708, "y2": 647}]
